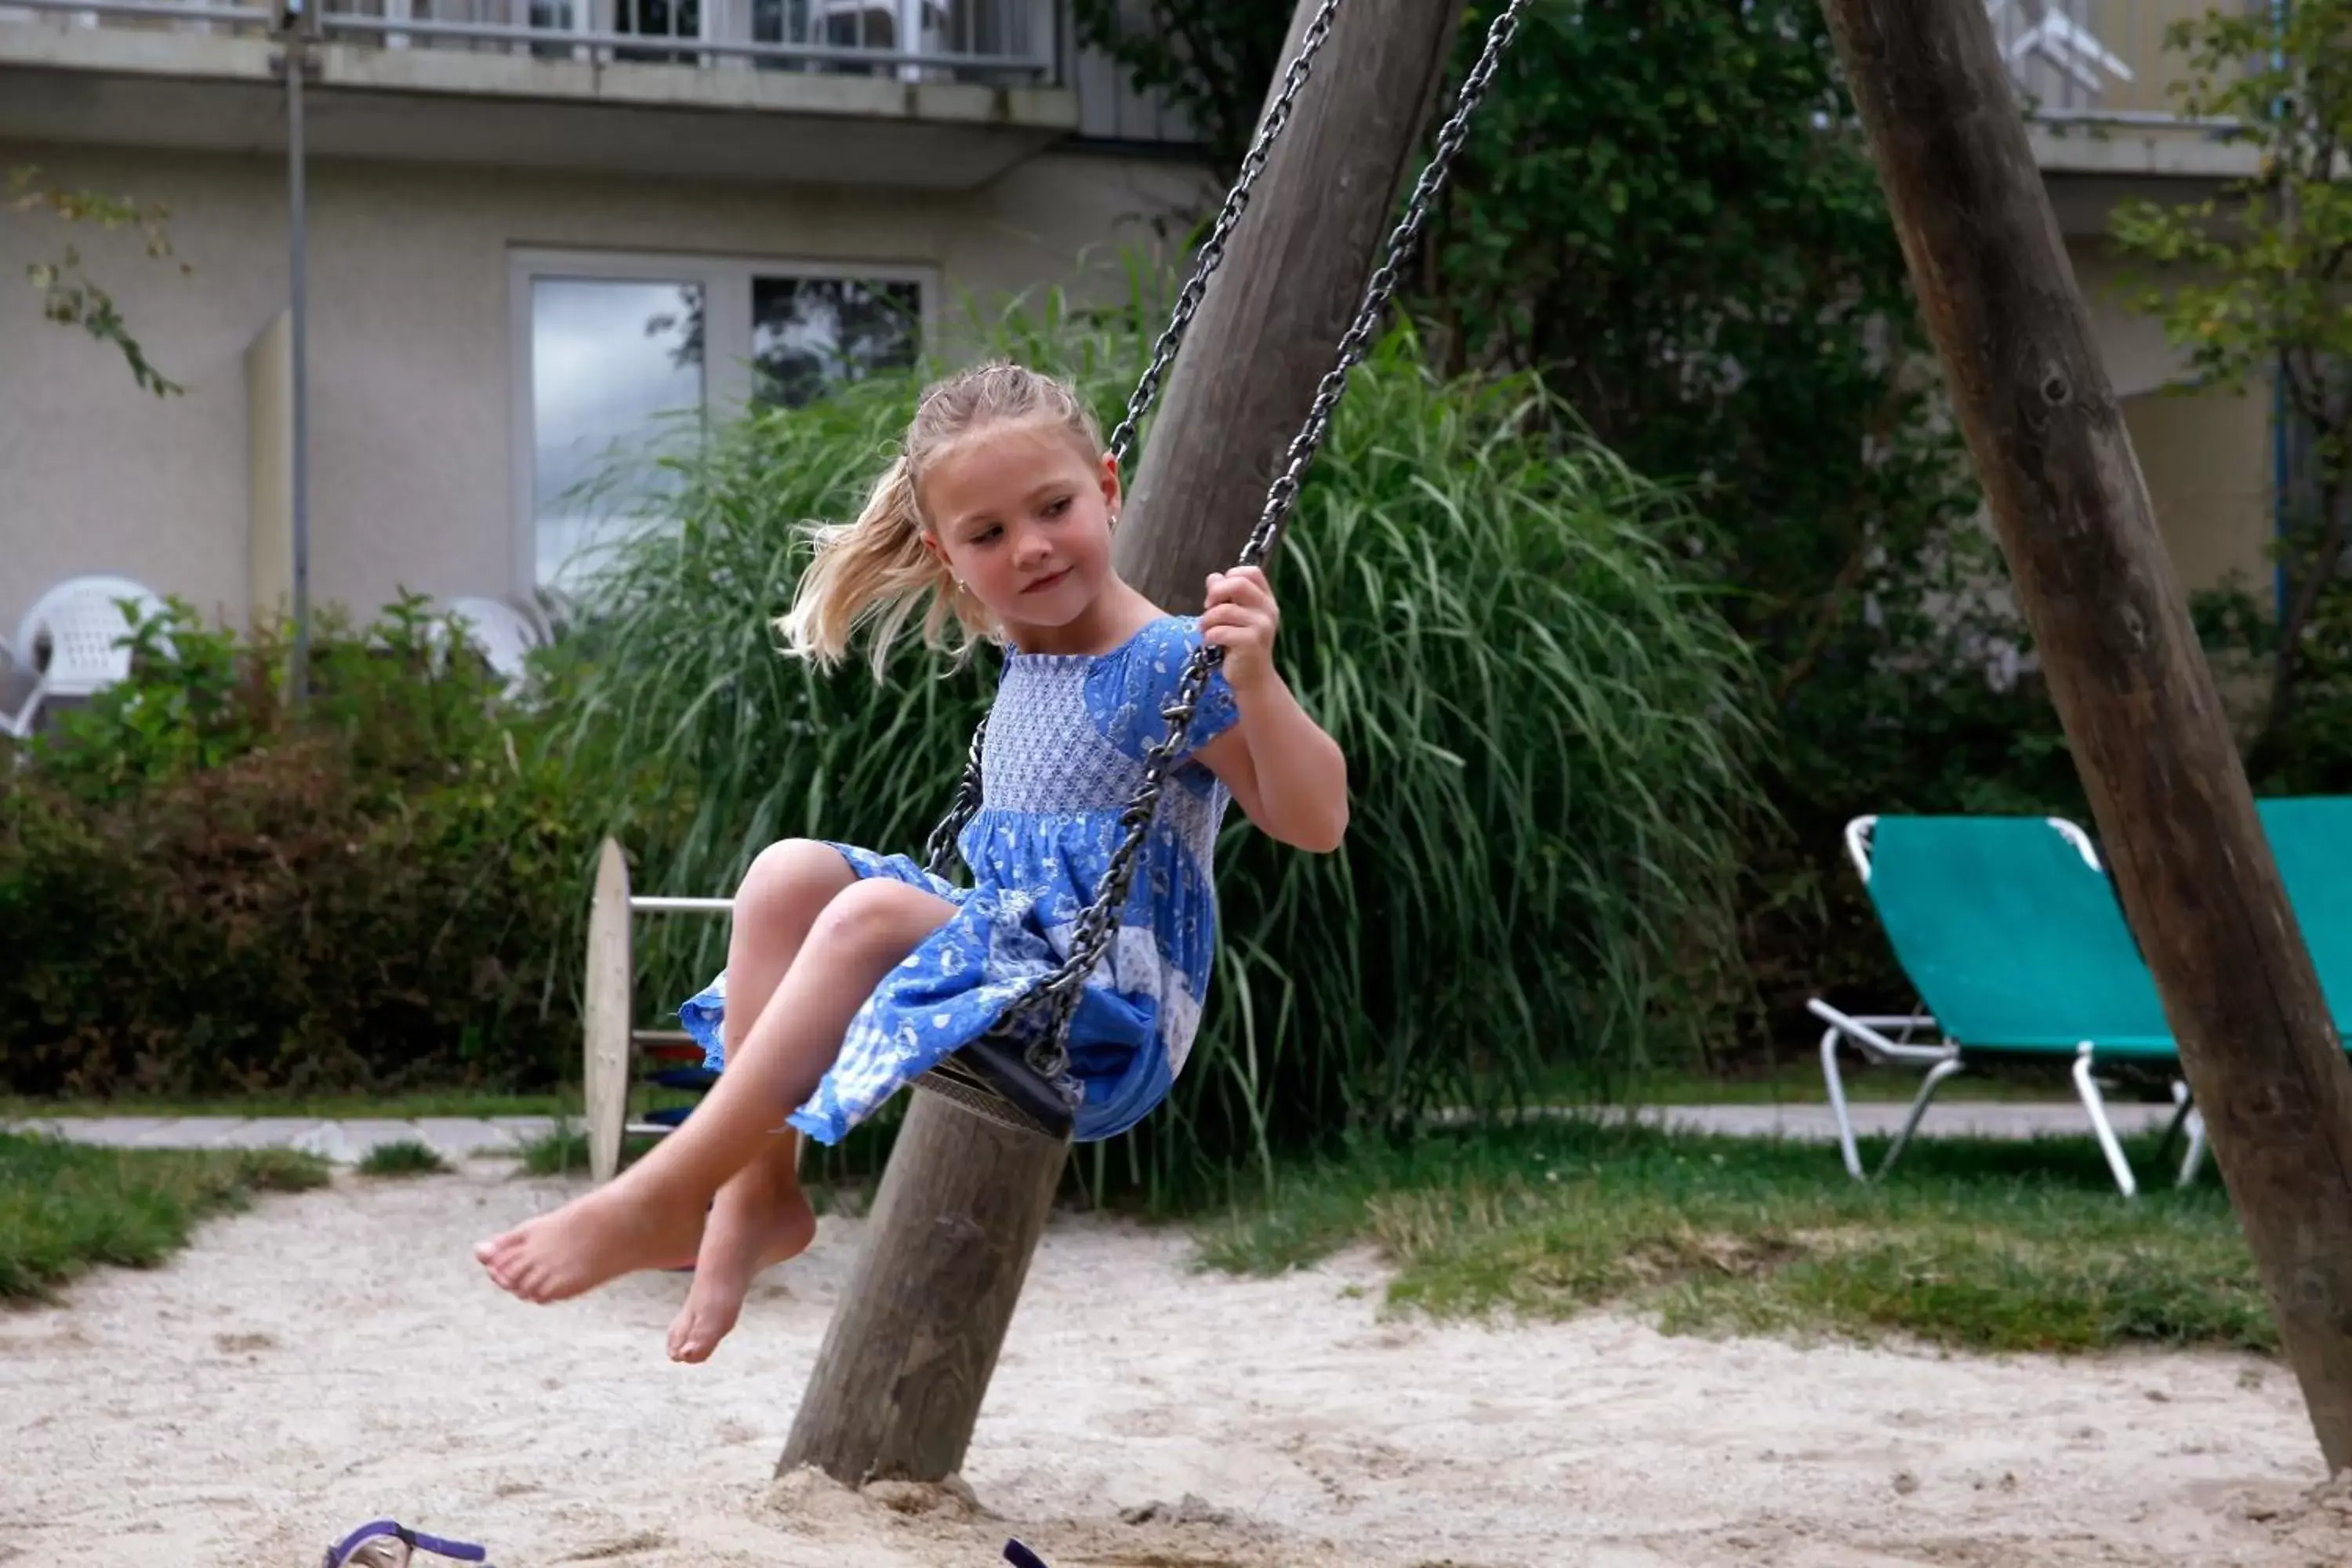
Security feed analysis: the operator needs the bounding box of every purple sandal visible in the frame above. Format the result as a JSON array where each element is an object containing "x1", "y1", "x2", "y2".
[{"x1": 321, "y1": 1519, "x2": 489, "y2": 1568}]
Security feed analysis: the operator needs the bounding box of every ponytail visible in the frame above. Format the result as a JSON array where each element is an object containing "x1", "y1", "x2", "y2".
[{"x1": 776, "y1": 455, "x2": 985, "y2": 677}]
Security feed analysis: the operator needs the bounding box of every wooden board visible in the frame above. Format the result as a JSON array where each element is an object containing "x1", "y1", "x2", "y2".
[{"x1": 583, "y1": 837, "x2": 633, "y2": 1187}]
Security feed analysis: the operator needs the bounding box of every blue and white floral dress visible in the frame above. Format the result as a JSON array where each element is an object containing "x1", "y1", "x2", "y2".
[{"x1": 678, "y1": 615, "x2": 1243, "y2": 1145}]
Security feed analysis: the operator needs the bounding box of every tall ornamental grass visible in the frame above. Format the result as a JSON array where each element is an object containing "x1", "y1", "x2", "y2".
[{"x1": 541, "y1": 293, "x2": 1767, "y2": 1199}]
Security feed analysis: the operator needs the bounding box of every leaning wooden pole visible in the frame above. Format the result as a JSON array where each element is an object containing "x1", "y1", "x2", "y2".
[
  {"x1": 773, "y1": 1093, "x2": 1063, "y2": 1484},
  {"x1": 776, "y1": 0, "x2": 1470, "y2": 1488},
  {"x1": 1818, "y1": 0, "x2": 2352, "y2": 1470}
]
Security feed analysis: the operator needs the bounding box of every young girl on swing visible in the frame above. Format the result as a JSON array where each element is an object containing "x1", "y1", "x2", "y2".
[{"x1": 475, "y1": 361, "x2": 1350, "y2": 1361}]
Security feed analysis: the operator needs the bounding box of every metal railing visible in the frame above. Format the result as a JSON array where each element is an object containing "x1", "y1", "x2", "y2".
[
  {"x1": 0, "y1": 0, "x2": 2237, "y2": 118},
  {"x1": 0, "y1": 0, "x2": 273, "y2": 31},
  {"x1": 0, "y1": 0, "x2": 1058, "y2": 84}
]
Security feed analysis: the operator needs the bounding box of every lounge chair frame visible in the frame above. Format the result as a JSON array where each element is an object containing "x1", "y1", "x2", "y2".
[{"x1": 1807, "y1": 814, "x2": 2203, "y2": 1197}]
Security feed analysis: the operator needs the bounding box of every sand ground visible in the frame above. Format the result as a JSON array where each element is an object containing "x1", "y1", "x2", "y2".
[{"x1": 3, "y1": 1159, "x2": 2347, "y2": 1567}]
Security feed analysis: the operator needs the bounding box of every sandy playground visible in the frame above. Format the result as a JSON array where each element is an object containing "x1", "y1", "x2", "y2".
[{"x1": 2, "y1": 1157, "x2": 2349, "y2": 1568}]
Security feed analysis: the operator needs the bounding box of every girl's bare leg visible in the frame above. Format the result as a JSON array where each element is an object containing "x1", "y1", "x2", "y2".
[
  {"x1": 661, "y1": 844, "x2": 850, "y2": 1359},
  {"x1": 475, "y1": 871, "x2": 954, "y2": 1304},
  {"x1": 637, "y1": 839, "x2": 851, "y2": 1262},
  {"x1": 665, "y1": 1123, "x2": 808, "y2": 1362}
]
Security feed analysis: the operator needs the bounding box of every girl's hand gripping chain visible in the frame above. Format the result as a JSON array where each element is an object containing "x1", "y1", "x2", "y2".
[
  {"x1": 1199, "y1": 566, "x2": 1282, "y2": 695},
  {"x1": 1192, "y1": 565, "x2": 1349, "y2": 855}
]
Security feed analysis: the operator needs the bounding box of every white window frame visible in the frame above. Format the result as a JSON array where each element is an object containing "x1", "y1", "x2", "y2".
[{"x1": 506, "y1": 246, "x2": 938, "y2": 599}]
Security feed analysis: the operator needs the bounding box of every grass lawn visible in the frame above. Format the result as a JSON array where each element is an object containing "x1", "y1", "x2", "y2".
[
  {"x1": 2, "y1": 1105, "x2": 2269, "y2": 1362},
  {"x1": 1195, "y1": 1119, "x2": 2270, "y2": 1356},
  {"x1": 0, "y1": 1131, "x2": 331, "y2": 1303},
  {"x1": 0, "y1": 1090, "x2": 581, "y2": 1122},
  {"x1": 355, "y1": 1139, "x2": 453, "y2": 1178},
  {"x1": 1, "y1": 1058, "x2": 2084, "y2": 1128}
]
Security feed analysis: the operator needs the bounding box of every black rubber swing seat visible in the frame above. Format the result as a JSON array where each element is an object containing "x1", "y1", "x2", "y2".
[{"x1": 916, "y1": 1033, "x2": 1075, "y2": 1142}]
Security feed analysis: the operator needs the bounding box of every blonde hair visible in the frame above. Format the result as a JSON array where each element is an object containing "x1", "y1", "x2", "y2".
[{"x1": 778, "y1": 360, "x2": 1108, "y2": 676}]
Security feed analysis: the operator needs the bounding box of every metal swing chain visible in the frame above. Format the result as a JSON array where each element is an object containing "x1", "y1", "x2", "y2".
[
  {"x1": 920, "y1": 707, "x2": 991, "y2": 875},
  {"x1": 1007, "y1": 0, "x2": 1535, "y2": 1080},
  {"x1": 920, "y1": 0, "x2": 1353, "y2": 881}
]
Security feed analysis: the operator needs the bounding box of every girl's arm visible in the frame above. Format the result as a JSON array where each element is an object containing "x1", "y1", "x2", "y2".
[{"x1": 1191, "y1": 568, "x2": 1350, "y2": 854}]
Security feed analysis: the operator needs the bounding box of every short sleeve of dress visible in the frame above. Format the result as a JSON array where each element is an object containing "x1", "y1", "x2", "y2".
[
  {"x1": 1090, "y1": 615, "x2": 1246, "y2": 762},
  {"x1": 1174, "y1": 618, "x2": 1244, "y2": 757}
]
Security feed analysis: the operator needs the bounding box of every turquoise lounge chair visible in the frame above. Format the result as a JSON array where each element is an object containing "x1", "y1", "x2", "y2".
[
  {"x1": 2144, "y1": 795, "x2": 2352, "y2": 1186},
  {"x1": 1806, "y1": 814, "x2": 2197, "y2": 1196},
  {"x1": 2256, "y1": 796, "x2": 2352, "y2": 1036}
]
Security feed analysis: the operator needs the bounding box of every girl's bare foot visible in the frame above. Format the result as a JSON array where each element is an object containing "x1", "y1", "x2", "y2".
[
  {"x1": 474, "y1": 1183, "x2": 709, "y2": 1305},
  {"x1": 666, "y1": 1179, "x2": 817, "y2": 1363}
]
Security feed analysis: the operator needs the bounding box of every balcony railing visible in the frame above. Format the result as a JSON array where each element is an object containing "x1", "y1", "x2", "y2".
[
  {"x1": 0, "y1": 0, "x2": 1058, "y2": 85},
  {"x1": 0, "y1": 0, "x2": 2238, "y2": 122}
]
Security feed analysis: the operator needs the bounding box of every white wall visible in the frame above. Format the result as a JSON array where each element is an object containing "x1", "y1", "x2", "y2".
[
  {"x1": 2068, "y1": 234, "x2": 2276, "y2": 599},
  {"x1": 0, "y1": 139, "x2": 1215, "y2": 637},
  {"x1": 2067, "y1": 238, "x2": 2198, "y2": 401}
]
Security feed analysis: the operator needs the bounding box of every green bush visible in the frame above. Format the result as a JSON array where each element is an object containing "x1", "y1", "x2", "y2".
[
  {"x1": 0, "y1": 597, "x2": 591, "y2": 1097},
  {"x1": 541, "y1": 297, "x2": 1769, "y2": 1197}
]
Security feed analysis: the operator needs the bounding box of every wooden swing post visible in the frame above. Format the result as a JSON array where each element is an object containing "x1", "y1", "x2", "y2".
[
  {"x1": 775, "y1": 0, "x2": 1470, "y2": 1489},
  {"x1": 1817, "y1": 0, "x2": 2352, "y2": 1468}
]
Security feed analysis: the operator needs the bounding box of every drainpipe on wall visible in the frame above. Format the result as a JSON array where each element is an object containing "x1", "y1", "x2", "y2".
[
  {"x1": 2270, "y1": 0, "x2": 2291, "y2": 623},
  {"x1": 278, "y1": 0, "x2": 313, "y2": 710},
  {"x1": 2275, "y1": 354, "x2": 2291, "y2": 621}
]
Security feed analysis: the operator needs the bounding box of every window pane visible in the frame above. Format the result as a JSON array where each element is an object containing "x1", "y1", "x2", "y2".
[
  {"x1": 531, "y1": 277, "x2": 704, "y2": 593},
  {"x1": 524, "y1": 0, "x2": 581, "y2": 60},
  {"x1": 612, "y1": 0, "x2": 701, "y2": 64},
  {"x1": 752, "y1": 276, "x2": 922, "y2": 408},
  {"x1": 750, "y1": 0, "x2": 808, "y2": 41},
  {"x1": 611, "y1": 0, "x2": 700, "y2": 35}
]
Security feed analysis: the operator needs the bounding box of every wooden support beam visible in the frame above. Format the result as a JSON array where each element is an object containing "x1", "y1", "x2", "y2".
[
  {"x1": 775, "y1": 0, "x2": 1469, "y2": 1488},
  {"x1": 1817, "y1": 0, "x2": 2352, "y2": 1470}
]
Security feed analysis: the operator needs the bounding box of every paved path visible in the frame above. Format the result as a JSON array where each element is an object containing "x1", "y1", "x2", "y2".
[{"x1": 1, "y1": 1100, "x2": 2181, "y2": 1165}]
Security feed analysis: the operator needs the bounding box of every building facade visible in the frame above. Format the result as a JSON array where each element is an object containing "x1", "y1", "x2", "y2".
[
  {"x1": 0, "y1": 0, "x2": 1213, "y2": 637},
  {"x1": 0, "y1": 0, "x2": 2278, "y2": 648}
]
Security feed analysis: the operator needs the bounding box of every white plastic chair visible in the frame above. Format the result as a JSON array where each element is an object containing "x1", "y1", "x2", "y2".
[
  {"x1": 1986, "y1": 0, "x2": 2134, "y2": 100},
  {"x1": 0, "y1": 574, "x2": 169, "y2": 739},
  {"x1": 818, "y1": 0, "x2": 946, "y2": 81},
  {"x1": 434, "y1": 595, "x2": 546, "y2": 698}
]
